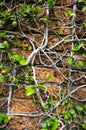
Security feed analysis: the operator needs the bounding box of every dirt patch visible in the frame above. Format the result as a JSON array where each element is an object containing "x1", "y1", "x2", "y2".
[
  {"x1": 56, "y1": 0, "x2": 73, "y2": 6},
  {"x1": 13, "y1": 88, "x2": 32, "y2": 99},
  {"x1": 0, "y1": 98, "x2": 8, "y2": 113},
  {"x1": 8, "y1": 116, "x2": 41, "y2": 130},
  {"x1": 47, "y1": 85, "x2": 67, "y2": 99},
  {"x1": 11, "y1": 99, "x2": 42, "y2": 114},
  {"x1": 35, "y1": 67, "x2": 68, "y2": 83},
  {"x1": 72, "y1": 88, "x2": 86, "y2": 100}
]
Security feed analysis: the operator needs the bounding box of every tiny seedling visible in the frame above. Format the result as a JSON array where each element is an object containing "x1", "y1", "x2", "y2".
[{"x1": 0, "y1": 113, "x2": 9, "y2": 124}]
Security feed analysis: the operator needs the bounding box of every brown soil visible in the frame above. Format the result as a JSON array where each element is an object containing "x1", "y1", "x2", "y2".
[
  {"x1": 11, "y1": 99, "x2": 42, "y2": 114},
  {"x1": 8, "y1": 116, "x2": 41, "y2": 130},
  {"x1": 72, "y1": 88, "x2": 86, "y2": 100},
  {"x1": 47, "y1": 85, "x2": 67, "y2": 99},
  {"x1": 35, "y1": 67, "x2": 68, "y2": 83},
  {"x1": 0, "y1": 98, "x2": 8, "y2": 113}
]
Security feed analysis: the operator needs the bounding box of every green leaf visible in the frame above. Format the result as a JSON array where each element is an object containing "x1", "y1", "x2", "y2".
[
  {"x1": 62, "y1": 98, "x2": 70, "y2": 105},
  {"x1": 35, "y1": 84, "x2": 47, "y2": 91},
  {"x1": 52, "y1": 121, "x2": 60, "y2": 130},
  {"x1": 43, "y1": 104, "x2": 49, "y2": 110},
  {"x1": 64, "y1": 111, "x2": 72, "y2": 123},
  {"x1": 82, "y1": 5, "x2": 86, "y2": 11},
  {"x1": 8, "y1": 53, "x2": 13, "y2": 59},
  {"x1": 78, "y1": 0, "x2": 86, "y2": 2},
  {"x1": 69, "y1": 109, "x2": 76, "y2": 115},
  {"x1": 72, "y1": 43, "x2": 84, "y2": 51},
  {"x1": 4, "y1": 117, "x2": 9, "y2": 123},
  {"x1": 46, "y1": 0, "x2": 55, "y2": 7},
  {"x1": 19, "y1": 59, "x2": 26, "y2": 65},
  {"x1": 0, "y1": 77, "x2": 5, "y2": 82},
  {"x1": 25, "y1": 86, "x2": 35, "y2": 96},
  {"x1": 82, "y1": 52, "x2": 86, "y2": 57},
  {"x1": 67, "y1": 58, "x2": 73, "y2": 65},
  {"x1": 56, "y1": 30, "x2": 62, "y2": 35},
  {"x1": 0, "y1": 113, "x2": 9, "y2": 123},
  {"x1": 28, "y1": 45, "x2": 32, "y2": 51},
  {"x1": 0, "y1": 41, "x2": 9, "y2": 52},
  {"x1": 0, "y1": 31, "x2": 7, "y2": 37},
  {"x1": 79, "y1": 61, "x2": 85, "y2": 67},
  {"x1": 3, "y1": 41, "x2": 9, "y2": 48},
  {"x1": 65, "y1": 11, "x2": 75, "y2": 17},
  {"x1": 75, "y1": 105, "x2": 83, "y2": 112},
  {"x1": 82, "y1": 124, "x2": 86, "y2": 129},
  {"x1": 73, "y1": 113, "x2": 77, "y2": 118},
  {"x1": 12, "y1": 21, "x2": 17, "y2": 27},
  {"x1": 83, "y1": 22, "x2": 86, "y2": 28},
  {"x1": 40, "y1": 17, "x2": 51, "y2": 23},
  {"x1": 78, "y1": 114, "x2": 83, "y2": 119},
  {"x1": 1, "y1": 68, "x2": 9, "y2": 74},
  {"x1": 0, "y1": 2, "x2": 3, "y2": 6},
  {"x1": 14, "y1": 55, "x2": 22, "y2": 62},
  {"x1": 83, "y1": 104, "x2": 86, "y2": 110},
  {"x1": 0, "y1": 62, "x2": 4, "y2": 69},
  {"x1": 73, "y1": 61, "x2": 79, "y2": 68},
  {"x1": 24, "y1": 77, "x2": 33, "y2": 83},
  {"x1": 46, "y1": 73, "x2": 54, "y2": 79},
  {"x1": 0, "y1": 43, "x2": 5, "y2": 49},
  {"x1": 46, "y1": 118, "x2": 52, "y2": 127},
  {"x1": 39, "y1": 0, "x2": 43, "y2": 2},
  {"x1": 8, "y1": 53, "x2": 26, "y2": 65}
]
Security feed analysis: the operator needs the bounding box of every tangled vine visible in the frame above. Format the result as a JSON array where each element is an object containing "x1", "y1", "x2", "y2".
[{"x1": 0, "y1": 0, "x2": 86, "y2": 129}]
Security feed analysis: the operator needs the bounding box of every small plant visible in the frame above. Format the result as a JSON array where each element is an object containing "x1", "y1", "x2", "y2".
[
  {"x1": 61, "y1": 98, "x2": 86, "y2": 128},
  {"x1": 0, "y1": 76, "x2": 5, "y2": 82},
  {"x1": 72, "y1": 43, "x2": 84, "y2": 51},
  {"x1": 24, "y1": 76, "x2": 33, "y2": 84},
  {"x1": 83, "y1": 52, "x2": 86, "y2": 57},
  {"x1": 8, "y1": 53, "x2": 26, "y2": 65},
  {"x1": 46, "y1": 0, "x2": 55, "y2": 7},
  {"x1": 67, "y1": 57, "x2": 74, "y2": 66},
  {"x1": 82, "y1": 123, "x2": 86, "y2": 129},
  {"x1": 0, "y1": 11, "x2": 13, "y2": 27},
  {"x1": 0, "y1": 113, "x2": 9, "y2": 124},
  {"x1": 67, "y1": 57, "x2": 86, "y2": 68},
  {"x1": 56, "y1": 30, "x2": 62, "y2": 35},
  {"x1": 25, "y1": 84, "x2": 47, "y2": 96},
  {"x1": 44, "y1": 97, "x2": 56, "y2": 110},
  {"x1": 10, "y1": 14, "x2": 17, "y2": 27},
  {"x1": 46, "y1": 73, "x2": 54, "y2": 80},
  {"x1": 65, "y1": 10, "x2": 75, "y2": 17},
  {"x1": 0, "y1": 41, "x2": 9, "y2": 52},
  {"x1": 0, "y1": 31, "x2": 7, "y2": 38},
  {"x1": 83, "y1": 22, "x2": 86, "y2": 28},
  {"x1": 18, "y1": 4, "x2": 36, "y2": 18},
  {"x1": 41, "y1": 115, "x2": 60, "y2": 130}
]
